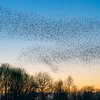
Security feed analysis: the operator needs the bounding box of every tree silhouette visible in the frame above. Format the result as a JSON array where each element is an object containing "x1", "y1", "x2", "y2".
[
  {"x1": 0, "y1": 63, "x2": 100, "y2": 100},
  {"x1": 53, "y1": 80, "x2": 68, "y2": 100},
  {"x1": 35, "y1": 72, "x2": 53, "y2": 100},
  {"x1": 54, "y1": 80, "x2": 64, "y2": 93},
  {"x1": 0, "y1": 63, "x2": 11, "y2": 100},
  {"x1": 65, "y1": 76, "x2": 74, "y2": 97},
  {"x1": 0, "y1": 63, "x2": 37, "y2": 100}
]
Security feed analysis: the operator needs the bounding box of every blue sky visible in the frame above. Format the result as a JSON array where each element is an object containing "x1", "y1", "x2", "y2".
[
  {"x1": 0, "y1": 0, "x2": 100, "y2": 67},
  {"x1": 0, "y1": 0, "x2": 100, "y2": 88},
  {"x1": 0, "y1": 0, "x2": 100, "y2": 17}
]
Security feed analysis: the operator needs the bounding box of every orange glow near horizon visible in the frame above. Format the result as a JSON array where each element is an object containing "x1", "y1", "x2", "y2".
[{"x1": 18, "y1": 62, "x2": 100, "y2": 89}]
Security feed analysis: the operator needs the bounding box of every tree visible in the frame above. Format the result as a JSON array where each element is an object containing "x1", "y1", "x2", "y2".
[
  {"x1": 65, "y1": 76, "x2": 74, "y2": 97},
  {"x1": 71, "y1": 85, "x2": 78, "y2": 100},
  {"x1": 80, "y1": 86, "x2": 95, "y2": 100},
  {"x1": 0, "y1": 63, "x2": 37, "y2": 100},
  {"x1": 54, "y1": 80, "x2": 64, "y2": 93},
  {"x1": 53, "y1": 80, "x2": 68, "y2": 100},
  {"x1": 0, "y1": 63, "x2": 11, "y2": 100},
  {"x1": 9, "y1": 67, "x2": 37, "y2": 100},
  {"x1": 9, "y1": 67, "x2": 28, "y2": 100},
  {"x1": 80, "y1": 86, "x2": 95, "y2": 93},
  {"x1": 22, "y1": 75, "x2": 38, "y2": 100},
  {"x1": 35, "y1": 72, "x2": 53, "y2": 100},
  {"x1": 35, "y1": 72, "x2": 53, "y2": 93}
]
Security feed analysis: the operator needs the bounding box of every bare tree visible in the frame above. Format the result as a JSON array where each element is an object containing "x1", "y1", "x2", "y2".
[
  {"x1": 53, "y1": 80, "x2": 68, "y2": 100},
  {"x1": 54, "y1": 80, "x2": 64, "y2": 93},
  {"x1": 65, "y1": 76, "x2": 74, "y2": 97},
  {"x1": 80, "y1": 86, "x2": 95, "y2": 93},
  {"x1": 35, "y1": 72, "x2": 53, "y2": 93},
  {"x1": 35, "y1": 72, "x2": 53, "y2": 100}
]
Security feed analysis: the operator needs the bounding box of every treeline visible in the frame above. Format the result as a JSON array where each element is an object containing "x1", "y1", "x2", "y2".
[{"x1": 0, "y1": 63, "x2": 100, "y2": 100}]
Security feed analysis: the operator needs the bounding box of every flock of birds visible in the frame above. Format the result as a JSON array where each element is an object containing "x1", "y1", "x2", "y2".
[{"x1": 0, "y1": 7, "x2": 100, "y2": 70}]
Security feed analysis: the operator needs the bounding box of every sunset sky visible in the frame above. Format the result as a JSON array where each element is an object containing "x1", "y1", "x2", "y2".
[{"x1": 0, "y1": 0, "x2": 100, "y2": 89}]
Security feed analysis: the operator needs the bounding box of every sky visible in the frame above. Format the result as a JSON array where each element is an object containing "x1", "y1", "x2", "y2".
[
  {"x1": 0, "y1": 0, "x2": 100, "y2": 17},
  {"x1": 0, "y1": 0, "x2": 100, "y2": 89}
]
